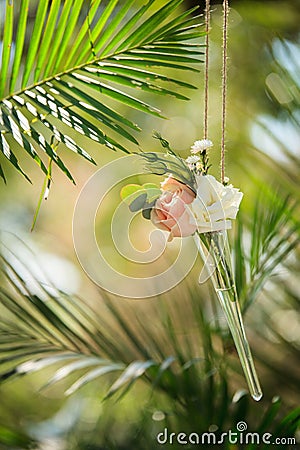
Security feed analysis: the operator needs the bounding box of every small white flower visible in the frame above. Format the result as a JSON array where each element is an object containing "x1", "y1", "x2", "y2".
[
  {"x1": 191, "y1": 139, "x2": 213, "y2": 154},
  {"x1": 186, "y1": 155, "x2": 200, "y2": 164}
]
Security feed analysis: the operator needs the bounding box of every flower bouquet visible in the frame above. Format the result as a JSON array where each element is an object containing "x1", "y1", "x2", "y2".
[{"x1": 121, "y1": 135, "x2": 262, "y2": 401}]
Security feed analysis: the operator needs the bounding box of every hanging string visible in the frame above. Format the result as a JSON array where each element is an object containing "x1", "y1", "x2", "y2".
[
  {"x1": 221, "y1": 0, "x2": 229, "y2": 184},
  {"x1": 203, "y1": 0, "x2": 210, "y2": 140}
]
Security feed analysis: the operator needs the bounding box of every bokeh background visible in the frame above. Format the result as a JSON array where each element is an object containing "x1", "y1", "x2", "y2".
[{"x1": 0, "y1": 1, "x2": 299, "y2": 449}]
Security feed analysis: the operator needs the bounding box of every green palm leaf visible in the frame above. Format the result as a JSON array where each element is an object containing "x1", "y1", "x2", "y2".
[
  {"x1": 0, "y1": 0, "x2": 14, "y2": 97},
  {"x1": 0, "y1": 162, "x2": 6, "y2": 183},
  {"x1": 0, "y1": 236, "x2": 214, "y2": 398},
  {"x1": 0, "y1": 226, "x2": 299, "y2": 445},
  {"x1": 0, "y1": 0, "x2": 204, "y2": 182},
  {"x1": 233, "y1": 188, "x2": 300, "y2": 312}
]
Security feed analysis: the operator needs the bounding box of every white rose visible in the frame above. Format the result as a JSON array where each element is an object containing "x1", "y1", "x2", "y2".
[{"x1": 191, "y1": 174, "x2": 243, "y2": 233}]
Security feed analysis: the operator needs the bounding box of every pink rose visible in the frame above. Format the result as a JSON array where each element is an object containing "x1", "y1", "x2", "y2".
[
  {"x1": 161, "y1": 176, "x2": 196, "y2": 204},
  {"x1": 151, "y1": 177, "x2": 197, "y2": 240}
]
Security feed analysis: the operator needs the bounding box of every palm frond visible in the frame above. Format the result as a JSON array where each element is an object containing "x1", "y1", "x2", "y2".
[
  {"x1": 0, "y1": 162, "x2": 6, "y2": 183},
  {"x1": 0, "y1": 0, "x2": 204, "y2": 182},
  {"x1": 0, "y1": 251, "x2": 120, "y2": 391},
  {"x1": 233, "y1": 187, "x2": 299, "y2": 312},
  {"x1": 1, "y1": 237, "x2": 300, "y2": 446},
  {"x1": 0, "y1": 234, "x2": 220, "y2": 405}
]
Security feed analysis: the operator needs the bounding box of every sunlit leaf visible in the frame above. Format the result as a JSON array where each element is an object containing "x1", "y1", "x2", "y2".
[
  {"x1": 65, "y1": 363, "x2": 125, "y2": 396},
  {"x1": 106, "y1": 360, "x2": 156, "y2": 398},
  {"x1": 0, "y1": 0, "x2": 203, "y2": 182}
]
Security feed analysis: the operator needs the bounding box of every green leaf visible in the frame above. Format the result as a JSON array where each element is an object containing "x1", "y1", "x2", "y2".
[
  {"x1": 9, "y1": 0, "x2": 29, "y2": 93},
  {"x1": 121, "y1": 182, "x2": 161, "y2": 214},
  {"x1": 0, "y1": 105, "x2": 48, "y2": 175},
  {"x1": 125, "y1": 49, "x2": 201, "y2": 64},
  {"x1": 236, "y1": 189, "x2": 299, "y2": 312},
  {"x1": 151, "y1": 356, "x2": 177, "y2": 386},
  {"x1": 2, "y1": 101, "x2": 76, "y2": 183},
  {"x1": 109, "y1": 56, "x2": 200, "y2": 72},
  {"x1": 279, "y1": 407, "x2": 300, "y2": 433},
  {"x1": 168, "y1": 30, "x2": 204, "y2": 41},
  {"x1": 142, "y1": 183, "x2": 162, "y2": 201},
  {"x1": 114, "y1": 0, "x2": 183, "y2": 53},
  {"x1": 88, "y1": 62, "x2": 197, "y2": 89},
  {"x1": 30, "y1": 158, "x2": 52, "y2": 232},
  {"x1": 141, "y1": 151, "x2": 197, "y2": 191},
  {"x1": 34, "y1": 0, "x2": 61, "y2": 81},
  {"x1": 120, "y1": 184, "x2": 144, "y2": 202},
  {"x1": 106, "y1": 360, "x2": 156, "y2": 398},
  {"x1": 129, "y1": 193, "x2": 148, "y2": 212},
  {"x1": 63, "y1": 75, "x2": 163, "y2": 118},
  {"x1": 21, "y1": 1, "x2": 48, "y2": 88},
  {"x1": 22, "y1": 87, "x2": 126, "y2": 152},
  {"x1": 42, "y1": 0, "x2": 74, "y2": 79},
  {"x1": 12, "y1": 96, "x2": 95, "y2": 163},
  {"x1": 141, "y1": 8, "x2": 201, "y2": 46},
  {"x1": 0, "y1": 163, "x2": 6, "y2": 183},
  {"x1": 0, "y1": 347, "x2": 56, "y2": 369},
  {"x1": 100, "y1": 0, "x2": 156, "y2": 58},
  {"x1": 234, "y1": 214, "x2": 246, "y2": 298},
  {"x1": 52, "y1": 0, "x2": 85, "y2": 74},
  {"x1": 0, "y1": 424, "x2": 34, "y2": 447},
  {"x1": 93, "y1": 0, "x2": 135, "y2": 57},
  {"x1": 0, "y1": 0, "x2": 14, "y2": 97},
  {"x1": 0, "y1": 132, "x2": 31, "y2": 182},
  {"x1": 75, "y1": 0, "x2": 119, "y2": 65},
  {"x1": 54, "y1": 77, "x2": 140, "y2": 143},
  {"x1": 0, "y1": 0, "x2": 204, "y2": 182},
  {"x1": 65, "y1": 363, "x2": 125, "y2": 396},
  {"x1": 43, "y1": 357, "x2": 109, "y2": 390},
  {"x1": 99, "y1": 0, "x2": 141, "y2": 58},
  {"x1": 63, "y1": 0, "x2": 103, "y2": 67},
  {"x1": 159, "y1": 16, "x2": 204, "y2": 43},
  {"x1": 12, "y1": 354, "x2": 79, "y2": 376},
  {"x1": 256, "y1": 396, "x2": 281, "y2": 434},
  {"x1": 142, "y1": 45, "x2": 203, "y2": 56},
  {"x1": 77, "y1": 69, "x2": 190, "y2": 100}
]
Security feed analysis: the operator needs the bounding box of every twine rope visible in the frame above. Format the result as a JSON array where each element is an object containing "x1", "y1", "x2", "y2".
[
  {"x1": 221, "y1": 0, "x2": 229, "y2": 183},
  {"x1": 203, "y1": 0, "x2": 210, "y2": 140}
]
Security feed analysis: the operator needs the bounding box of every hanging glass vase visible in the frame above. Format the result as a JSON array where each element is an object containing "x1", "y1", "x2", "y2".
[{"x1": 195, "y1": 229, "x2": 263, "y2": 401}]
